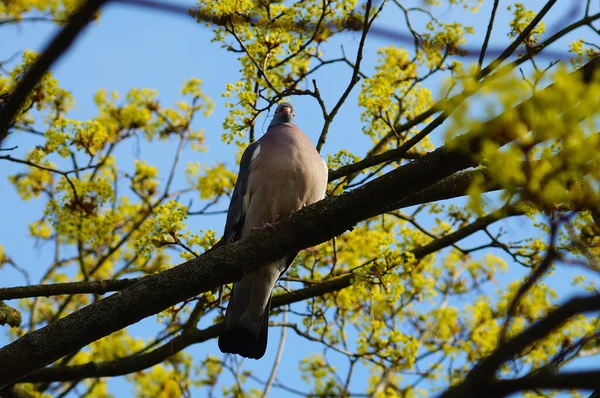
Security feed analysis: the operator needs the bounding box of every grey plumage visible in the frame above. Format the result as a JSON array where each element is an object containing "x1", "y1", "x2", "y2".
[{"x1": 218, "y1": 102, "x2": 328, "y2": 359}]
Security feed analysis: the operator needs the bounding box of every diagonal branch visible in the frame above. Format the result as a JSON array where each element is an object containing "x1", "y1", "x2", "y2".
[
  {"x1": 477, "y1": 0, "x2": 500, "y2": 71},
  {"x1": 329, "y1": 53, "x2": 600, "y2": 183},
  {"x1": 18, "y1": 202, "x2": 523, "y2": 383},
  {"x1": 368, "y1": 0, "x2": 561, "y2": 157},
  {"x1": 0, "y1": 143, "x2": 476, "y2": 386},
  {"x1": 0, "y1": 0, "x2": 106, "y2": 146},
  {"x1": 441, "y1": 294, "x2": 600, "y2": 398},
  {"x1": 447, "y1": 370, "x2": 600, "y2": 398},
  {"x1": 315, "y1": 0, "x2": 377, "y2": 152},
  {"x1": 0, "y1": 167, "x2": 499, "y2": 302},
  {"x1": 478, "y1": 0, "x2": 558, "y2": 77}
]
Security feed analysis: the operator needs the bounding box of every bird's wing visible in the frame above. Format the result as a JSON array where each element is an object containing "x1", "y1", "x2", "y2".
[
  {"x1": 223, "y1": 141, "x2": 261, "y2": 245},
  {"x1": 320, "y1": 156, "x2": 328, "y2": 199}
]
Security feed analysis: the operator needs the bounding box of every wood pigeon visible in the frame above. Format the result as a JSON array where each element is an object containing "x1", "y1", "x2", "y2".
[{"x1": 218, "y1": 102, "x2": 328, "y2": 359}]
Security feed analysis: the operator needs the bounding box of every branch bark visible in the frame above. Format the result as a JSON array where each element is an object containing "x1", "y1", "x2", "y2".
[
  {"x1": 0, "y1": 145, "x2": 473, "y2": 386},
  {"x1": 443, "y1": 370, "x2": 600, "y2": 398},
  {"x1": 18, "y1": 203, "x2": 522, "y2": 383}
]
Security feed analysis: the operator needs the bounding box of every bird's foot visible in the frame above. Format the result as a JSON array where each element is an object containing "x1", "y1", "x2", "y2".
[
  {"x1": 251, "y1": 215, "x2": 281, "y2": 233},
  {"x1": 290, "y1": 203, "x2": 307, "y2": 215}
]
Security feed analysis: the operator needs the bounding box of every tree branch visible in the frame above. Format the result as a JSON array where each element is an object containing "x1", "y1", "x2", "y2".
[
  {"x1": 0, "y1": 144, "x2": 471, "y2": 385},
  {"x1": 443, "y1": 370, "x2": 600, "y2": 398},
  {"x1": 368, "y1": 0, "x2": 561, "y2": 157},
  {"x1": 442, "y1": 294, "x2": 600, "y2": 397},
  {"x1": 17, "y1": 202, "x2": 522, "y2": 383},
  {"x1": 0, "y1": 278, "x2": 141, "y2": 301},
  {"x1": 315, "y1": 0, "x2": 375, "y2": 152},
  {"x1": 329, "y1": 54, "x2": 600, "y2": 183},
  {"x1": 0, "y1": 167, "x2": 501, "y2": 303},
  {"x1": 387, "y1": 168, "x2": 498, "y2": 210},
  {"x1": 0, "y1": 0, "x2": 106, "y2": 146},
  {"x1": 477, "y1": 0, "x2": 500, "y2": 71},
  {"x1": 478, "y1": 0, "x2": 558, "y2": 78}
]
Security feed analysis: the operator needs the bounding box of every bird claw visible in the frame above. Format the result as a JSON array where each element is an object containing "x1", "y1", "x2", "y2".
[
  {"x1": 290, "y1": 203, "x2": 307, "y2": 216},
  {"x1": 251, "y1": 215, "x2": 281, "y2": 233}
]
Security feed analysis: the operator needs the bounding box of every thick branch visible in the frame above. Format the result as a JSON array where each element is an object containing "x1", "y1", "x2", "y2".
[
  {"x1": 0, "y1": 146, "x2": 473, "y2": 385},
  {"x1": 19, "y1": 203, "x2": 521, "y2": 382},
  {"x1": 388, "y1": 168, "x2": 498, "y2": 210},
  {"x1": 443, "y1": 371, "x2": 600, "y2": 398}
]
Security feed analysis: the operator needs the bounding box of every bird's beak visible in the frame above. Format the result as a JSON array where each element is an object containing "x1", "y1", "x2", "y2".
[{"x1": 282, "y1": 106, "x2": 291, "y2": 114}]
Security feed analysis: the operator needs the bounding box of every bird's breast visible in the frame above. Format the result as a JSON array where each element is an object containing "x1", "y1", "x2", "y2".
[{"x1": 244, "y1": 137, "x2": 327, "y2": 231}]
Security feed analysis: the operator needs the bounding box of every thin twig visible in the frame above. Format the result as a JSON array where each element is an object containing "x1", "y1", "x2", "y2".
[
  {"x1": 0, "y1": 278, "x2": 141, "y2": 301},
  {"x1": 262, "y1": 305, "x2": 288, "y2": 398},
  {"x1": 477, "y1": 0, "x2": 500, "y2": 72}
]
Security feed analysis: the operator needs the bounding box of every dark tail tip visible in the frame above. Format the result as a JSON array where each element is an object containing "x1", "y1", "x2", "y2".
[
  {"x1": 218, "y1": 326, "x2": 268, "y2": 359},
  {"x1": 219, "y1": 296, "x2": 272, "y2": 359}
]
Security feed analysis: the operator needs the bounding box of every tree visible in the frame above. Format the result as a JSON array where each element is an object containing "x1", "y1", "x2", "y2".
[{"x1": 0, "y1": 0, "x2": 600, "y2": 396}]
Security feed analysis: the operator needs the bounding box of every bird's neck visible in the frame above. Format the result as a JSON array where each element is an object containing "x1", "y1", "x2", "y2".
[{"x1": 268, "y1": 121, "x2": 295, "y2": 129}]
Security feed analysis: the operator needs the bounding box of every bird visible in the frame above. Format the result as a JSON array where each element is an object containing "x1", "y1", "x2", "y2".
[{"x1": 218, "y1": 102, "x2": 328, "y2": 359}]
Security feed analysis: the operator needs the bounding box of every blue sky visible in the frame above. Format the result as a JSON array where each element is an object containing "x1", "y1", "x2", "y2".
[{"x1": 1, "y1": 0, "x2": 598, "y2": 396}]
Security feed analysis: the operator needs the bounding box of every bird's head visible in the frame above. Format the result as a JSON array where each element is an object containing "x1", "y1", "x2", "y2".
[{"x1": 269, "y1": 102, "x2": 295, "y2": 127}]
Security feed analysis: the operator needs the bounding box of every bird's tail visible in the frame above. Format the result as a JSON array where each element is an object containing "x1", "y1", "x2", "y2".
[
  {"x1": 219, "y1": 294, "x2": 271, "y2": 359},
  {"x1": 218, "y1": 256, "x2": 295, "y2": 359}
]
